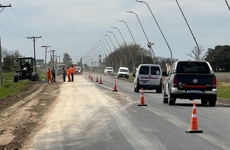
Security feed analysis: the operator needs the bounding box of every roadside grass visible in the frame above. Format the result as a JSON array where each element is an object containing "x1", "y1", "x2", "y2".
[
  {"x1": 0, "y1": 72, "x2": 30, "y2": 99},
  {"x1": 217, "y1": 82, "x2": 230, "y2": 100},
  {"x1": 0, "y1": 71, "x2": 46, "y2": 99}
]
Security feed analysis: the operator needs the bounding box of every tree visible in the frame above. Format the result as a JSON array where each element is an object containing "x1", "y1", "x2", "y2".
[
  {"x1": 62, "y1": 53, "x2": 73, "y2": 67},
  {"x1": 2, "y1": 49, "x2": 22, "y2": 71},
  {"x1": 187, "y1": 46, "x2": 206, "y2": 60},
  {"x1": 205, "y1": 45, "x2": 230, "y2": 71}
]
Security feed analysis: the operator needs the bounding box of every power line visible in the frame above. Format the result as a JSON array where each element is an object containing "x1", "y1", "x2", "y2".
[
  {"x1": 11, "y1": 7, "x2": 32, "y2": 36},
  {"x1": 4, "y1": 11, "x2": 26, "y2": 38}
]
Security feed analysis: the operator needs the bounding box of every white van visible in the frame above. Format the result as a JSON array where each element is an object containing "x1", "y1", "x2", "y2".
[
  {"x1": 117, "y1": 67, "x2": 129, "y2": 79},
  {"x1": 133, "y1": 64, "x2": 162, "y2": 93}
]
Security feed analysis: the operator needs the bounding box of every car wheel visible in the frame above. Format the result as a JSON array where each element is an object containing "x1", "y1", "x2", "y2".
[
  {"x1": 168, "y1": 94, "x2": 176, "y2": 105},
  {"x1": 201, "y1": 98, "x2": 208, "y2": 106},
  {"x1": 209, "y1": 95, "x2": 216, "y2": 107}
]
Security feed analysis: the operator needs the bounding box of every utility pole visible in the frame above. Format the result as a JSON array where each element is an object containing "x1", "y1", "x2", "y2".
[
  {"x1": 0, "y1": 4, "x2": 11, "y2": 13},
  {"x1": 0, "y1": 4, "x2": 11, "y2": 86},
  {"x1": 27, "y1": 36, "x2": 42, "y2": 72},
  {"x1": 0, "y1": 37, "x2": 2, "y2": 86},
  {"x1": 41, "y1": 45, "x2": 51, "y2": 71},
  {"x1": 50, "y1": 50, "x2": 56, "y2": 67}
]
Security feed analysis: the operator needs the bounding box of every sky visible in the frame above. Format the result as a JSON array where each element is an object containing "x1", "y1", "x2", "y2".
[{"x1": 0, "y1": 0, "x2": 230, "y2": 64}]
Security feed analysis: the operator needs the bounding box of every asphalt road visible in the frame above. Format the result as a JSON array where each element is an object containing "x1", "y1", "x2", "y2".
[{"x1": 26, "y1": 73, "x2": 230, "y2": 150}]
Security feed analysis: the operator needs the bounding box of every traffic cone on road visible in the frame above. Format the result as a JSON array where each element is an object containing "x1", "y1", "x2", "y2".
[
  {"x1": 113, "y1": 80, "x2": 118, "y2": 92},
  {"x1": 138, "y1": 88, "x2": 147, "y2": 106},
  {"x1": 98, "y1": 76, "x2": 103, "y2": 84},
  {"x1": 186, "y1": 102, "x2": 203, "y2": 133}
]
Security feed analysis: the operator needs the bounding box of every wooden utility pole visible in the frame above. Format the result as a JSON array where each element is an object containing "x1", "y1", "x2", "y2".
[
  {"x1": 0, "y1": 36, "x2": 2, "y2": 86},
  {"x1": 41, "y1": 45, "x2": 51, "y2": 71},
  {"x1": 50, "y1": 50, "x2": 56, "y2": 67},
  {"x1": 0, "y1": 4, "x2": 11, "y2": 86},
  {"x1": 27, "y1": 36, "x2": 42, "y2": 72}
]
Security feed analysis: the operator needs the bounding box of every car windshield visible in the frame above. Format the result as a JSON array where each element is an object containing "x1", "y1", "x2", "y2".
[
  {"x1": 75, "y1": 67, "x2": 81, "y2": 71},
  {"x1": 176, "y1": 62, "x2": 210, "y2": 74},
  {"x1": 106, "y1": 67, "x2": 113, "y2": 70},
  {"x1": 120, "y1": 69, "x2": 128, "y2": 72}
]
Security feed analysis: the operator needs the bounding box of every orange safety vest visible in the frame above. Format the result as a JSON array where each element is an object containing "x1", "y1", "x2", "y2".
[
  {"x1": 67, "y1": 68, "x2": 71, "y2": 76},
  {"x1": 47, "y1": 69, "x2": 51, "y2": 77},
  {"x1": 71, "y1": 67, "x2": 75, "y2": 74}
]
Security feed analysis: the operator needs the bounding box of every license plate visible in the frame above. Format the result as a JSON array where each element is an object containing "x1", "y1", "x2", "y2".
[
  {"x1": 141, "y1": 80, "x2": 149, "y2": 84},
  {"x1": 187, "y1": 90, "x2": 203, "y2": 93}
]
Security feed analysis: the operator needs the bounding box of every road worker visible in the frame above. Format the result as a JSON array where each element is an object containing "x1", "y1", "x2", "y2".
[
  {"x1": 62, "y1": 67, "x2": 66, "y2": 82},
  {"x1": 71, "y1": 65, "x2": 75, "y2": 82},
  {"x1": 67, "y1": 67, "x2": 71, "y2": 82},
  {"x1": 47, "y1": 68, "x2": 52, "y2": 83},
  {"x1": 51, "y1": 67, "x2": 56, "y2": 82}
]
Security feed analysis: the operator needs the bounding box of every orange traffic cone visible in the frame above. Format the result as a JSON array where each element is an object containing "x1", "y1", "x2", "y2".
[
  {"x1": 138, "y1": 88, "x2": 147, "y2": 106},
  {"x1": 113, "y1": 80, "x2": 118, "y2": 92},
  {"x1": 96, "y1": 76, "x2": 98, "y2": 82},
  {"x1": 98, "y1": 76, "x2": 103, "y2": 84},
  {"x1": 186, "y1": 102, "x2": 203, "y2": 133}
]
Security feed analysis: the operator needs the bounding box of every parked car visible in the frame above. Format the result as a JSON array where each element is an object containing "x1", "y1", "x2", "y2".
[
  {"x1": 162, "y1": 60, "x2": 217, "y2": 106},
  {"x1": 104, "y1": 67, "x2": 114, "y2": 76},
  {"x1": 133, "y1": 64, "x2": 162, "y2": 93},
  {"x1": 117, "y1": 67, "x2": 129, "y2": 79}
]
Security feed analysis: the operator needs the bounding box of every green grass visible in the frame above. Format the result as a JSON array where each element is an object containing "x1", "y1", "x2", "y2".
[
  {"x1": 0, "y1": 72, "x2": 30, "y2": 99},
  {"x1": 0, "y1": 70, "x2": 47, "y2": 99},
  {"x1": 217, "y1": 82, "x2": 230, "y2": 100}
]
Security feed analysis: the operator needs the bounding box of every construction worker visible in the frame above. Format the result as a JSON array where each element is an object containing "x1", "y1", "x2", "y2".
[
  {"x1": 62, "y1": 67, "x2": 66, "y2": 82},
  {"x1": 71, "y1": 65, "x2": 75, "y2": 82},
  {"x1": 51, "y1": 67, "x2": 56, "y2": 82},
  {"x1": 47, "y1": 68, "x2": 52, "y2": 83},
  {"x1": 67, "y1": 67, "x2": 71, "y2": 82}
]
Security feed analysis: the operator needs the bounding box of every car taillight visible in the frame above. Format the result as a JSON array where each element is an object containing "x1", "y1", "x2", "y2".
[
  {"x1": 160, "y1": 78, "x2": 162, "y2": 84},
  {"x1": 173, "y1": 75, "x2": 178, "y2": 87},
  {"x1": 212, "y1": 77, "x2": 216, "y2": 88}
]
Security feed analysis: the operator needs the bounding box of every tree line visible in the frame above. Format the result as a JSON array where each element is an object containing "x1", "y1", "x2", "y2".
[{"x1": 1, "y1": 45, "x2": 230, "y2": 72}]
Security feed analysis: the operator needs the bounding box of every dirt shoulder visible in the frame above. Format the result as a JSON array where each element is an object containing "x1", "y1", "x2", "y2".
[{"x1": 0, "y1": 80, "x2": 61, "y2": 150}]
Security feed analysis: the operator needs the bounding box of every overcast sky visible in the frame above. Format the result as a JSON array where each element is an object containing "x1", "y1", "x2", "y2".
[{"x1": 0, "y1": 0, "x2": 230, "y2": 64}]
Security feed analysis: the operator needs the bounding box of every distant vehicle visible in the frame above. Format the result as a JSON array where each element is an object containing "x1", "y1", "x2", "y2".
[
  {"x1": 104, "y1": 67, "x2": 114, "y2": 76},
  {"x1": 133, "y1": 64, "x2": 162, "y2": 93},
  {"x1": 162, "y1": 60, "x2": 217, "y2": 106},
  {"x1": 117, "y1": 67, "x2": 129, "y2": 79},
  {"x1": 13, "y1": 57, "x2": 39, "y2": 82},
  {"x1": 75, "y1": 66, "x2": 82, "y2": 75}
]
